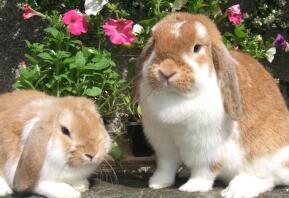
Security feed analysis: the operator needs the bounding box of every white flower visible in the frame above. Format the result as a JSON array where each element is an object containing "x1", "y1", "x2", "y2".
[
  {"x1": 85, "y1": 0, "x2": 108, "y2": 15},
  {"x1": 171, "y1": 0, "x2": 188, "y2": 10},
  {"x1": 132, "y1": 24, "x2": 144, "y2": 35},
  {"x1": 265, "y1": 47, "x2": 276, "y2": 63},
  {"x1": 256, "y1": 35, "x2": 262, "y2": 42}
]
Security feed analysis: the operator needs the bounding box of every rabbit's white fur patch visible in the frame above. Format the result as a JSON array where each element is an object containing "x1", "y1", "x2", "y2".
[
  {"x1": 195, "y1": 21, "x2": 207, "y2": 38},
  {"x1": 171, "y1": 21, "x2": 186, "y2": 37},
  {"x1": 38, "y1": 137, "x2": 95, "y2": 186}
]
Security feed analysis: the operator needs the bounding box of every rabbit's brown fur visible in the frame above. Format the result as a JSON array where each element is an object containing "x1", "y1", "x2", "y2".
[
  {"x1": 232, "y1": 52, "x2": 289, "y2": 160},
  {"x1": 136, "y1": 12, "x2": 289, "y2": 198}
]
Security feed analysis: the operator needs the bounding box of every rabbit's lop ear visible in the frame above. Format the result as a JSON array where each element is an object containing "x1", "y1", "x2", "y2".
[
  {"x1": 133, "y1": 37, "x2": 154, "y2": 102},
  {"x1": 13, "y1": 119, "x2": 52, "y2": 192},
  {"x1": 212, "y1": 42, "x2": 243, "y2": 120}
]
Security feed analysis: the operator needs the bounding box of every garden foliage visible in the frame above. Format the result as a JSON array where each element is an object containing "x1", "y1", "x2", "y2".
[{"x1": 15, "y1": 0, "x2": 289, "y2": 119}]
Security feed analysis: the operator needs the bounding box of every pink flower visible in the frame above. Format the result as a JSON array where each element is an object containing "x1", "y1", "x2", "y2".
[
  {"x1": 102, "y1": 19, "x2": 136, "y2": 45},
  {"x1": 62, "y1": 10, "x2": 88, "y2": 36},
  {"x1": 227, "y1": 4, "x2": 243, "y2": 25},
  {"x1": 22, "y1": 3, "x2": 44, "y2": 20}
]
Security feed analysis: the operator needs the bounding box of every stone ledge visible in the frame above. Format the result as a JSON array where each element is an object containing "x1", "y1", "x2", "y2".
[{"x1": 4, "y1": 173, "x2": 289, "y2": 198}]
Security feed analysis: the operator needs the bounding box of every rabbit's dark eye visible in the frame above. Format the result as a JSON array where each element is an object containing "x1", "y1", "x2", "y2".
[
  {"x1": 193, "y1": 44, "x2": 202, "y2": 53},
  {"x1": 61, "y1": 126, "x2": 71, "y2": 138}
]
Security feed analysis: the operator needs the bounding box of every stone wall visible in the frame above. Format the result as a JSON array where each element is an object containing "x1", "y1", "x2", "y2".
[{"x1": 0, "y1": 0, "x2": 45, "y2": 93}]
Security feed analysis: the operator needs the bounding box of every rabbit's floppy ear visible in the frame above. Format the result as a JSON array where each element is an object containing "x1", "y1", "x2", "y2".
[
  {"x1": 133, "y1": 37, "x2": 154, "y2": 103},
  {"x1": 13, "y1": 119, "x2": 52, "y2": 192},
  {"x1": 212, "y1": 41, "x2": 243, "y2": 120}
]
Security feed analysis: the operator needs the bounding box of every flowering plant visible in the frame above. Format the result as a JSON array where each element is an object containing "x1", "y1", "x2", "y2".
[
  {"x1": 14, "y1": 11, "x2": 127, "y2": 117},
  {"x1": 16, "y1": 0, "x2": 289, "y2": 120}
]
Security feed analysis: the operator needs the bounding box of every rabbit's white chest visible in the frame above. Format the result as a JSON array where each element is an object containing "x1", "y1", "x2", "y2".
[{"x1": 141, "y1": 76, "x2": 233, "y2": 167}]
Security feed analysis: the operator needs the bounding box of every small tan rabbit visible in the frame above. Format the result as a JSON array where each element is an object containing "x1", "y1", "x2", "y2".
[
  {"x1": 136, "y1": 12, "x2": 289, "y2": 198},
  {"x1": 0, "y1": 90, "x2": 111, "y2": 198}
]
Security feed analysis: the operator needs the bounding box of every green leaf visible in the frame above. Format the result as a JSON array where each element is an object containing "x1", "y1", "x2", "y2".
[
  {"x1": 234, "y1": 25, "x2": 247, "y2": 38},
  {"x1": 63, "y1": 56, "x2": 75, "y2": 64},
  {"x1": 23, "y1": 79, "x2": 36, "y2": 89},
  {"x1": 54, "y1": 74, "x2": 73, "y2": 83},
  {"x1": 123, "y1": 95, "x2": 130, "y2": 103},
  {"x1": 45, "y1": 27, "x2": 60, "y2": 38},
  {"x1": 29, "y1": 43, "x2": 44, "y2": 53},
  {"x1": 12, "y1": 81, "x2": 22, "y2": 89},
  {"x1": 45, "y1": 82, "x2": 53, "y2": 88},
  {"x1": 109, "y1": 140, "x2": 124, "y2": 161},
  {"x1": 137, "y1": 105, "x2": 142, "y2": 115},
  {"x1": 19, "y1": 67, "x2": 39, "y2": 80},
  {"x1": 223, "y1": 32, "x2": 234, "y2": 38},
  {"x1": 84, "y1": 87, "x2": 102, "y2": 96},
  {"x1": 139, "y1": 18, "x2": 154, "y2": 26},
  {"x1": 75, "y1": 51, "x2": 86, "y2": 68},
  {"x1": 69, "y1": 63, "x2": 77, "y2": 69},
  {"x1": 24, "y1": 54, "x2": 38, "y2": 65},
  {"x1": 86, "y1": 56, "x2": 112, "y2": 70},
  {"x1": 84, "y1": 63, "x2": 110, "y2": 70},
  {"x1": 38, "y1": 52, "x2": 54, "y2": 61},
  {"x1": 110, "y1": 60, "x2": 116, "y2": 67},
  {"x1": 24, "y1": 40, "x2": 31, "y2": 48},
  {"x1": 56, "y1": 51, "x2": 71, "y2": 59}
]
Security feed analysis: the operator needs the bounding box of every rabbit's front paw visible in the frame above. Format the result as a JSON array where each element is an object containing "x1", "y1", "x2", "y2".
[
  {"x1": 35, "y1": 181, "x2": 81, "y2": 198},
  {"x1": 72, "y1": 179, "x2": 90, "y2": 193},
  {"x1": 221, "y1": 174, "x2": 273, "y2": 198},
  {"x1": 149, "y1": 171, "x2": 175, "y2": 189},
  {"x1": 179, "y1": 178, "x2": 213, "y2": 192},
  {"x1": 0, "y1": 177, "x2": 12, "y2": 196}
]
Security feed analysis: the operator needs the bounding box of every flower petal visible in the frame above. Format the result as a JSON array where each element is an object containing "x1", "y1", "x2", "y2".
[
  {"x1": 273, "y1": 34, "x2": 287, "y2": 49},
  {"x1": 227, "y1": 4, "x2": 243, "y2": 25},
  {"x1": 133, "y1": 24, "x2": 144, "y2": 35},
  {"x1": 103, "y1": 18, "x2": 135, "y2": 45},
  {"x1": 69, "y1": 24, "x2": 82, "y2": 35},
  {"x1": 85, "y1": 0, "x2": 108, "y2": 15},
  {"x1": 23, "y1": 12, "x2": 36, "y2": 20},
  {"x1": 265, "y1": 47, "x2": 276, "y2": 63},
  {"x1": 62, "y1": 10, "x2": 88, "y2": 36},
  {"x1": 22, "y1": 3, "x2": 38, "y2": 20}
]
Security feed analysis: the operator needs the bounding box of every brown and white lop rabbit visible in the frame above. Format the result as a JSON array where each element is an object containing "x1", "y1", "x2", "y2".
[
  {"x1": 0, "y1": 90, "x2": 111, "y2": 198},
  {"x1": 135, "y1": 12, "x2": 289, "y2": 198}
]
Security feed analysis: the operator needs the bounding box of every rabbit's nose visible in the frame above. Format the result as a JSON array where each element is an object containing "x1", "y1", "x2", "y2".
[{"x1": 158, "y1": 69, "x2": 177, "y2": 81}]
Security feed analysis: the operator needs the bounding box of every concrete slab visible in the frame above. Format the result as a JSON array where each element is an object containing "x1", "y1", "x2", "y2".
[{"x1": 4, "y1": 172, "x2": 289, "y2": 198}]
